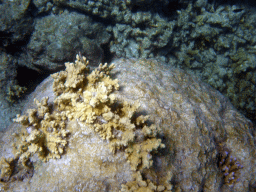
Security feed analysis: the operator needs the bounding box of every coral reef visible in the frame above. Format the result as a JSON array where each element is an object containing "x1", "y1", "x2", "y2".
[
  {"x1": 1, "y1": 0, "x2": 256, "y2": 132},
  {"x1": 163, "y1": 1, "x2": 256, "y2": 121},
  {"x1": 46, "y1": 0, "x2": 256, "y2": 120},
  {"x1": 0, "y1": 55, "x2": 166, "y2": 191},
  {"x1": 0, "y1": 57, "x2": 255, "y2": 191}
]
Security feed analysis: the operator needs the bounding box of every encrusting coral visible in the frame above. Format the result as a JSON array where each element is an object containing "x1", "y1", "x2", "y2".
[{"x1": 1, "y1": 55, "x2": 165, "y2": 191}]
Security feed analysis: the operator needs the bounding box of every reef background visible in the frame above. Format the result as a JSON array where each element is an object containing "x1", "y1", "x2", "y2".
[{"x1": 1, "y1": 0, "x2": 256, "y2": 131}]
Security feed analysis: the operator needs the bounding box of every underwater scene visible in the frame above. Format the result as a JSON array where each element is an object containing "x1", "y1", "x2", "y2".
[{"x1": 0, "y1": 0, "x2": 255, "y2": 191}]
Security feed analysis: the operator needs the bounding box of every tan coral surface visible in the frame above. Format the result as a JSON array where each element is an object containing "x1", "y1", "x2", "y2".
[{"x1": 0, "y1": 57, "x2": 255, "y2": 192}]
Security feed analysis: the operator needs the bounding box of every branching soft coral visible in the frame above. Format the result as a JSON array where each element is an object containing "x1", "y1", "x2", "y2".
[{"x1": 9, "y1": 54, "x2": 165, "y2": 190}]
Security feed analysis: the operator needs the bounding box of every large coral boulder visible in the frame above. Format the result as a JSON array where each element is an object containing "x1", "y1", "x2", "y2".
[{"x1": 0, "y1": 57, "x2": 255, "y2": 191}]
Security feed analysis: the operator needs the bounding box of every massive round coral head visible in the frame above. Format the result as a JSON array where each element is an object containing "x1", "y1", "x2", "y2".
[{"x1": 0, "y1": 57, "x2": 255, "y2": 191}]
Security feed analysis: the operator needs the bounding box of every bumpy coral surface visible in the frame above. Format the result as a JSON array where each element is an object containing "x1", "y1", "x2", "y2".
[{"x1": 0, "y1": 57, "x2": 255, "y2": 191}]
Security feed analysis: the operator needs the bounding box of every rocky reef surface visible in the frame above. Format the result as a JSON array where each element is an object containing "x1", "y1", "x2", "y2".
[
  {"x1": 1, "y1": 0, "x2": 256, "y2": 131},
  {"x1": 0, "y1": 57, "x2": 255, "y2": 191}
]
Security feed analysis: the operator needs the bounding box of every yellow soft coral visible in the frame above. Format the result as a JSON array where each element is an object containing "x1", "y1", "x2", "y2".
[
  {"x1": 0, "y1": 158, "x2": 14, "y2": 182},
  {"x1": 52, "y1": 55, "x2": 119, "y2": 125},
  {"x1": 51, "y1": 55, "x2": 165, "y2": 188},
  {"x1": 13, "y1": 97, "x2": 69, "y2": 164},
  {"x1": 10, "y1": 54, "x2": 165, "y2": 190}
]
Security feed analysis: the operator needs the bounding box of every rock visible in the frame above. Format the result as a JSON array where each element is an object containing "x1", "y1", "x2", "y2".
[
  {"x1": 0, "y1": 57, "x2": 255, "y2": 191},
  {"x1": 0, "y1": 52, "x2": 25, "y2": 131},
  {"x1": 0, "y1": 0, "x2": 33, "y2": 47},
  {"x1": 18, "y1": 11, "x2": 111, "y2": 71}
]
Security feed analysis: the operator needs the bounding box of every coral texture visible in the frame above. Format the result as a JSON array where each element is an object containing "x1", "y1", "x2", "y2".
[
  {"x1": 49, "y1": 0, "x2": 256, "y2": 120},
  {"x1": 2, "y1": 0, "x2": 256, "y2": 134},
  {"x1": 0, "y1": 56, "x2": 166, "y2": 191},
  {"x1": 0, "y1": 57, "x2": 255, "y2": 191}
]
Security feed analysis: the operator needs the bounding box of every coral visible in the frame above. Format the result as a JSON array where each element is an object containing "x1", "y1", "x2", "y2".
[
  {"x1": 6, "y1": 85, "x2": 27, "y2": 103},
  {"x1": 13, "y1": 96, "x2": 69, "y2": 164},
  {"x1": 0, "y1": 156, "x2": 34, "y2": 184},
  {"x1": 7, "y1": 55, "x2": 165, "y2": 190},
  {"x1": 51, "y1": 54, "x2": 165, "y2": 177},
  {"x1": 125, "y1": 127, "x2": 164, "y2": 171},
  {"x1": 121, "y1": 171, "x2": 171, "y2": 192},
  {"x1": 217, "y1": 143, "x2": 244, "y2": 186},
  {"x1": 1, "y1": 57, "x2": 255, "y2": 191},
  {"x1": 120, "y1": 171, "x2": 158, "y2": 192},
  {"x1": 8, "y1": 54, "x2": 118, "y2": 177},
  {"x1": 0, "y1": 158, "x2": 14, "y2": 182}
]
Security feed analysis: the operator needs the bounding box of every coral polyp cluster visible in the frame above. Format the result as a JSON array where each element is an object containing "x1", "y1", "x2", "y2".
[{"x1": 218, "y1": 146, "x2": 243, "y2": 186}]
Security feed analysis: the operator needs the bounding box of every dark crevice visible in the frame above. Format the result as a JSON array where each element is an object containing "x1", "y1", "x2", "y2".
[
  {"x1": 101, "y1": 42, "x2": 114, "y2": 64},
  {"x1": 16, "y1": 65, "x2": 50, "y2": 95}
]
